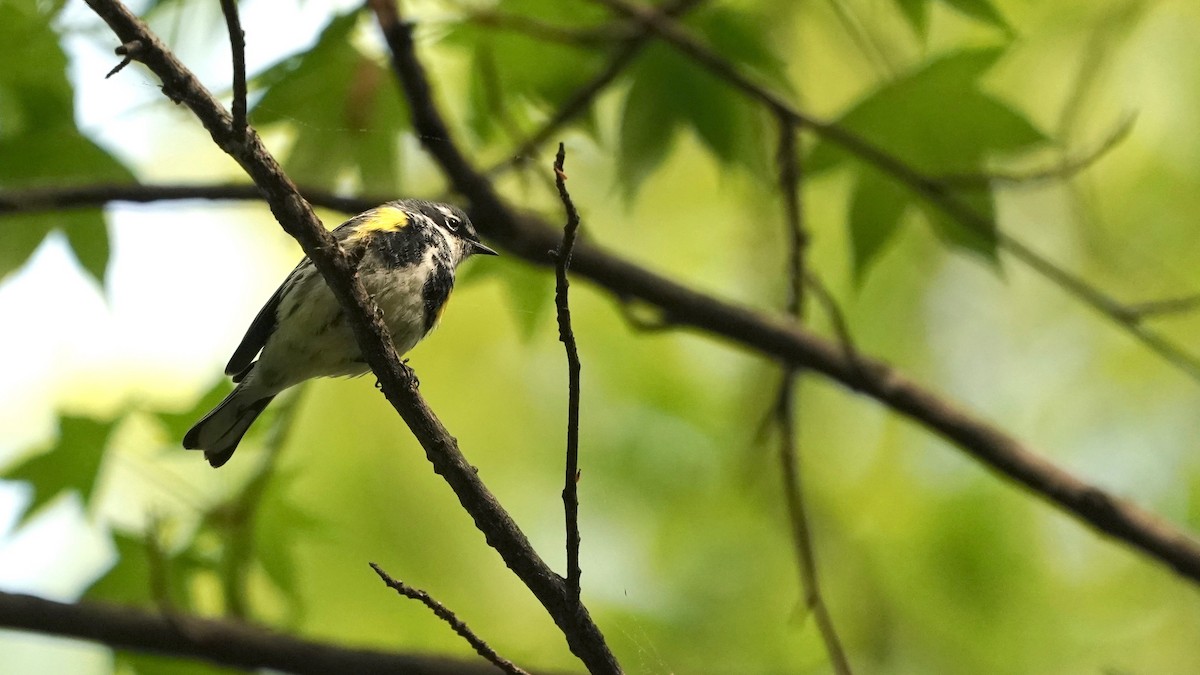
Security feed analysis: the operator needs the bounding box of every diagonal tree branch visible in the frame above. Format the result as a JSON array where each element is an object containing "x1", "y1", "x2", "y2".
[
  {"x1": 82, "y1": 1, "x2": 619, "y2": 672},
  {"x1": 360, "y1": 4, "x2": 1200, "y2": 586},
  {"x1": 0, "y1": 590, "x2": 509, "y2": 675}
]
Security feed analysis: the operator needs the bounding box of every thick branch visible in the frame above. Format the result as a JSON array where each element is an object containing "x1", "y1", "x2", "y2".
[
  {"x1": 0, "y1": 590, "x2": 504, "y2": 675},
  {"x1": 83, "y1": 1, "x2": 618, "y2": 672}
]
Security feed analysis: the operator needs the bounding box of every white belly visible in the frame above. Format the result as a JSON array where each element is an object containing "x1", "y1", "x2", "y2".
[{"x1": 246, "y1": 264, "x2": 434, "y2": 394}]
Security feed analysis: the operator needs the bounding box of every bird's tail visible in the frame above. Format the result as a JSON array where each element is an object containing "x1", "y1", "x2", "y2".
[{"x1": 182, "y1": 384, "x2": 276, "y2": 468}]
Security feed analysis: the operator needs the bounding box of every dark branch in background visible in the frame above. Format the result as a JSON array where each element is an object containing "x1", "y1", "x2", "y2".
[
  {"x1": 369, "y1": 563, "x2": 529, "y2": 675},
  {"x1": 552, "y1": 144, "x2": 585, "y2": 605},
  {"x1": 0, "y1": 590, "x2": 504, "y2": 675},
  {"x1": 84, "y1": 1, "x2": 619, "y2": 673},
  {"x1": 362, "y1": 0, "x2": 1200, "y2": 586},
  {"x1": 483, "y1": 0, "x2": 706, "y2": 178},
  {"x1": 773, "y1": 117, "x2": 852, "y2": 674},
  {"x1": 217, "y1": 0, "x2": 247, "y2": 139},
  {"x1": 587, "y1": 0, "x2": 1200, "y2": 383}
]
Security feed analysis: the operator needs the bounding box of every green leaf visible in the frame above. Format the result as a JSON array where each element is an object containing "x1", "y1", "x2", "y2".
[
  {"x1": 939, "y1": 0, "x2": 1011, "y2": 32},
  {"x1": 85, "y1": 531, "x2": 204, "y2": 609},
  {"x1": 115, "y1": 652, "x2": 242, "y2": 675},
  {"x1": 0, "y1": 4, "x2": 132, "y2": 285},
  {"x1": 0, "y1": 217, "x2": 54, "y2": 281},
  {"x1": 896, "y1": 0, "x2": 930, "y2": 38},
  {"x1": 812, "y1": 48, "x2": 1044, "y2": 172},
  {"x1": 618, "y1": 44, "x2": 767, "y2": 195},
  {"x1": 246, "y1": 466, "x2": 323, "y2": 608},
  {"x1": 849, "y1": 167, "x2": 913, "y2": 279},
  {"x1": 921, "y1": 189, "x2": 999, "y2": 263},
  {"x1": 253, "y1": 12, "x2": 407, "y2": 193},
  {"x1": 6, "y1": 416, "x2": 115, "y2": 524},
  {"x1": 449, "y1": 8, "x2": 607, "y2": 147},
  {"x1": 692, "y1": 6, "x2": 791, "y2": 94},
  {"x1": 809, "y1": 48, "x2": 1045, "y2": 266},
  {"x1": 63, "y1": 217, "x2": 110, "y2": 287}
]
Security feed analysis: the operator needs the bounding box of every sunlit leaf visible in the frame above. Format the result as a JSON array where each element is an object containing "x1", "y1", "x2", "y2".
[
  {"x1": 810, "y1": 48, "x2": 1044, "y2": 266},
  {"x1": 252, "y1": 467, "x2": 323, "y2": 608},
  {"x1": 253, "y1": 12, "x2": 407, "y2": 193},
  {"x1": 940, "y1": 0, "x2": 1011, "y2": 32},
  {"x1": 85, "y1": 531, "x2": 204, "y2": 610},
  {"x1": 115, "y1": 652, "x2": 242, "y2": 675},
  {"x1": 5, "y1": 416, "x2": 114, "y2": 524}
]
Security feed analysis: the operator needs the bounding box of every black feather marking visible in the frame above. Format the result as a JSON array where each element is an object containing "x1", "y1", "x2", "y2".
[
  {"x1": 203, "y1": 395, "x2": 275, "y2": 468},
  {"x1": 422, "y1": 262, "x2": 455, "y2": 334},
  {"x1": 378, "y1": 227, "x2": 434, "y2": 269},
  {"x1": 225, "y1": 263, "x2": 306, "y2": 378}
]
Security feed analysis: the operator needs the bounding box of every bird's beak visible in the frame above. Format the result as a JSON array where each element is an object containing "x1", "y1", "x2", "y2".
[{"x1": 470, "y1": 239, "x2": 499, "y2": 256}]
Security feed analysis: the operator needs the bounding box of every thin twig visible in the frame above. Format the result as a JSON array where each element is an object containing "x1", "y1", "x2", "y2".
[
  {"x1": 774, "y1": 116, "x2": 852, "y2": 674},
  {"x1": 217, "y1": 0, "x2": 247, "y2": 139},
  {"x1": 802, "y1": 271, "x2": 867, "y2": 383},
  {"x1": 86, "y1": 2, "x2": 619, "y2": 672},
  {"x1": 552, "y1": 144, "x2": 584, "y2": 605},
  {"x1": 936, "y1": 114, "x2": 1135, "y2": 189},
  {"x1": 369, "y1": 563, "x2": 529, "y2": 675},
  {"x1": 586, "y1": 0, "x2": 1200, "y2": 383},
  {"x1": 483, "y1": 0, "x2": 707, "y2": 178}
]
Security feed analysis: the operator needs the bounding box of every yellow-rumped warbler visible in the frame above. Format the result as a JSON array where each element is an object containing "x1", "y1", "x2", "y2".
[{"x1": 183, "y1": 199, "x2": 497, "y2": 467}]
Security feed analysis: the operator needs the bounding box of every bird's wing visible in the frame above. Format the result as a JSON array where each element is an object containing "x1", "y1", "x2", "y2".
[
  {"x1": 224, "y1": 262, "x2": 303, "y2": 381},
  {"x1": 224, "y1": 209, "x2": 387, "y2": 380}
]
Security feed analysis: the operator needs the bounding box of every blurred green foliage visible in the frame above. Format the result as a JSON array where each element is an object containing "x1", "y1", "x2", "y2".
[{"x1": 4, "y1": 0, "x2": 1200, "y2": 673}]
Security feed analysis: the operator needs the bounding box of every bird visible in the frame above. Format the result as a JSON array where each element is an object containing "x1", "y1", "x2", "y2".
[{"x1": 183, "y1": 199, "x2": 498, "y2": 468}]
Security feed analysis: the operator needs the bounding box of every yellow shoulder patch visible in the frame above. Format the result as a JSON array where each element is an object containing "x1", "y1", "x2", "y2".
[{"x1": 346, "y1": 206, "x2": 409, "y2": 242}]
